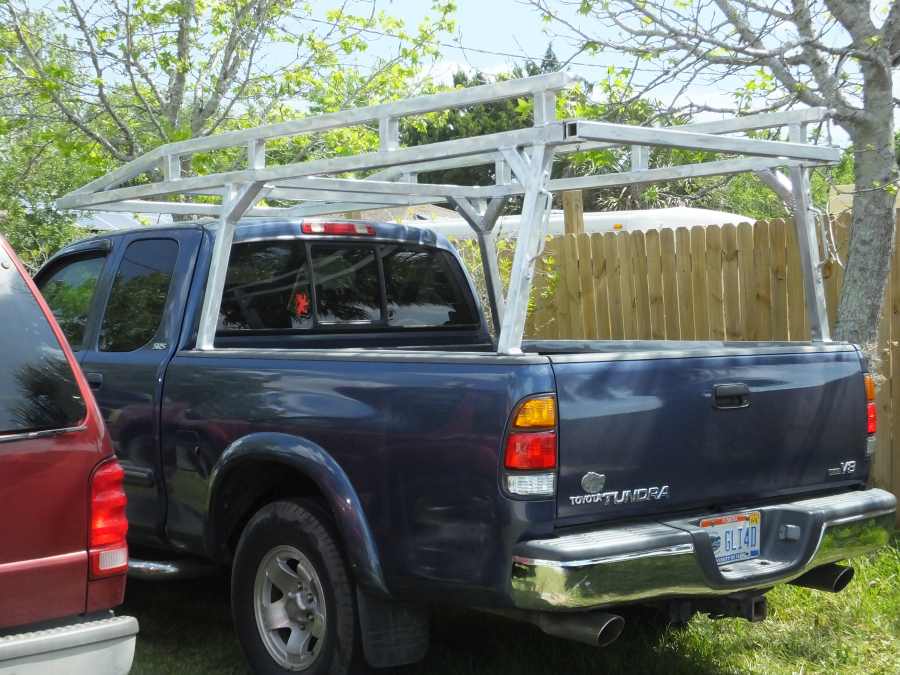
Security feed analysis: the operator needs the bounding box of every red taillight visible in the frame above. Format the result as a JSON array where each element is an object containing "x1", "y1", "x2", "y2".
[
  {"x1": 89, "y1": 458, "x2": 128, "y2": 578},
  {"x1": 301, "y1": 222, "x2": 375, "y2": 236},
  {"x1": 504, "y1": 395, "x2": 558, "y2": 471},
  {"x1": 864, "y1": 373, "x2": 876, "y2": 435},
  {"x1": 504, "y1": 431, "x2": 557, "y2": 470}
]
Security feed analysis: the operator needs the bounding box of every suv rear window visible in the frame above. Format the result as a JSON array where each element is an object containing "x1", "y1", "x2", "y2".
[
  {"x1": 0, "y1": 246, "x2": 86, "y2": 434},
  {"x1": 219, "y1": 240, "x2": 478, "y2": 332}
]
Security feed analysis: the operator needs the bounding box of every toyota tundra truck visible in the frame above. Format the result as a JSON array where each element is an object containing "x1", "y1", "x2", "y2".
[{"x1": 35, "y1": 218, "x2": 895, "y2": 674}]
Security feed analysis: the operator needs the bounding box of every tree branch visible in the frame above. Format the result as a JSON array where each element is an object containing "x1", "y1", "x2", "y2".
[
  {"x1": 1, "y1": 2, "x2": 128, "y2": 162},
  {"x1": 67, "y1": 0, "x2": 136, "y2": 155}
]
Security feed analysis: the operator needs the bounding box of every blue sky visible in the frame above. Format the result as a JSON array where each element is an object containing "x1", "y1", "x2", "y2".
[
  {"x1": 383, "y1": 0, "x2": 655, "y2": 84},
  {"x1": 372, "y1": 0, "x2": 894, "y2": 146}
]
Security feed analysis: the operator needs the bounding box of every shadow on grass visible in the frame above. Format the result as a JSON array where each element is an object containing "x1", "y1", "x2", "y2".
[{"x1": 124, "y1": 577, "x2": 729, "y2": 675}]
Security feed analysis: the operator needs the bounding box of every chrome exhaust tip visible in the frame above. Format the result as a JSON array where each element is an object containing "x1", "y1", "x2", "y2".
[
  {"x1": 790, "y1": 563, "x2": 855, "y2": 593},
  {"x1": 128, "y1": 558, "x2": 217, "y2": 580},
  {"x1": 535, "y1": 611, "x2": 625, "y2": 648}
]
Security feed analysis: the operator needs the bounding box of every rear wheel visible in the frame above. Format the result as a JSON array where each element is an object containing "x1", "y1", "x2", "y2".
[{"x1": 231, "y1": 500, "x2": 359, "y2": 674}]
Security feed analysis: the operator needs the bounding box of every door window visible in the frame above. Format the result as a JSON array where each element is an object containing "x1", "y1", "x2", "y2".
[
  {"x1": 38, "y1": 255, "x2": 106, "y2": 350},
  {"x1": 99, "y1": 239, "x2": 178, "y2": 352},
  {"x1": 0, "y1": 247, "x2": 86, "y2": 434}
]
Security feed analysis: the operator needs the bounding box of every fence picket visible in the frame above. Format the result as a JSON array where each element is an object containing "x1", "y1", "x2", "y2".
[
  {"x1": 605, "y1": 232, "x2": 625, "y2": 339},
  {"x1": 737, "y1": 222, "x2": 756, "y2": 341},
  {"x1": 785, "y1": 220, "x2": 807, "y2": 340},
  {"x1": 550, "y1": 236, "x2": 568, "y2": 338},
  {"x1": 691, "y1": 226, "x2": 709, "y2": 339},
  {"x1": 830, "y1": 213, "x2": 851, "y2": 333},
  {"x1": 753, "y1": 220, "x2": 772, "y2": 340},
  {"x1": 577, "y1": 233, "x2": 598, "y2": 339},
  {"x1": 891, "y1": 212, "x2": 900, "y2": 518},
  {"x1": 646, "y1": 230, "x2": 665, "y2": 340},
  {"x1": 875, "y1": 282, "x2": 892, "y2": 492},
  {"x1": 676, "y1": 227, "x2": 694, "y2": 339},
  {"x1": 661, "y1": 228, "x2": 679, "y2": 339},
  {"x1": 618, "y1": 233, "x2": 637, "y2": 338},
  {"x1": 632, "y1": 231, "x2": 652, "y2": 339},
  {"x1": 705, "y1": 226, "x2": 725, "y2": 341},
  {"x1": 770, "y1": 219, "x2": 789, "y2": 341},
  {"x1": 722, "y1": 224, "x2": 742, "y2": 340},
  {"x1": 563, "y1": 234, "x2": 584, "y2": 338},
  {"x1": 592, "y1": 234, "x2": 611, "y2": 339}
]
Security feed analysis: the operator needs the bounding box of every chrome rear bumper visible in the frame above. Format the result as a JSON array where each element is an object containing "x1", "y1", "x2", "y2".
[{"x1": 510, "y1": 488, "x2": 896, "y2": 611}]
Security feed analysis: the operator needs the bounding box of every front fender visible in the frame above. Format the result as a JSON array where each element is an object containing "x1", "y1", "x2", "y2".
[{"x1": 207, "y1": 432, "x2": 388, "y2": 595}]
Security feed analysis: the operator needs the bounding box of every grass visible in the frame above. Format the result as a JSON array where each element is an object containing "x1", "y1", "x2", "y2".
[{"x1": 126, "y1": 542, "x2": 900, "y2": 675}]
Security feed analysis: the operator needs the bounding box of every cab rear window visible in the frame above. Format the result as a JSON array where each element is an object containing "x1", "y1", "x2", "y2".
[
  {"x1": 219, "y1": 240, "x2": 478, "y2": 332},
  {"x1": 0, "y1": 246, "x2": 86, "y2": 435}
]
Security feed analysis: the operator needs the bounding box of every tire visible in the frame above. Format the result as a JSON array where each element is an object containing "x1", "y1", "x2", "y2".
[{"x1": 231, "y1": 500, "x2": 360, "y2": 675}]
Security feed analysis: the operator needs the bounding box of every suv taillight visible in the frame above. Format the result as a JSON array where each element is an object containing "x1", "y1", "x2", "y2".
[
  {"x1": 89, "y1": 458, "x2": 128, "y2": 578},
  {"x1": 503, "y1": 395, "x2": 557, "y2": 497}
]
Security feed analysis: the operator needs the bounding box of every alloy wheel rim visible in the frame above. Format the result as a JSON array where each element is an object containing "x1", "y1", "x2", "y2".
[{"x1": 253, "y1": 545, "x2": 327, "y2": 671}]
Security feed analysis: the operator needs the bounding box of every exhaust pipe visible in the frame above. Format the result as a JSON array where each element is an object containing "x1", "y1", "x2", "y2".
[
  {"x1": 790, "y1": 563, "x2": 855, "y2": 593},
  {"x1": 128, "y1": 558, "x2": 217, "y2": 580},
  {"x1": 534, "y1": 612, "x2": 625, "y2": 648}
]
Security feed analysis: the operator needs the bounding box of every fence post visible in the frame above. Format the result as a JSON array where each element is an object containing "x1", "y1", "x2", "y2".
[{"x1": 563, "y1": 190, "x2": 585, "y2": 235}]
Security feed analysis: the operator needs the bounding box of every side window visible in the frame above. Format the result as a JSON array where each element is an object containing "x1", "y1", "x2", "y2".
[
  {"x1": 38, "y1": 255, "x2": 106, "y2": 351},
  {"x1": 382, "y1": 247, "x2": 479, "y2": 327},
  {"x1": 310, "y1": 245, "x2": 381, "y2": 324},
  {"x1": 0, "y1": 245, "x2": 86, "y2": 433},
  {"x1": 99, "y1": 239, "x2": 178, "y2": 352},
  {"x1": 220, "y1": 240, "x2": 312, "y2": 331}
]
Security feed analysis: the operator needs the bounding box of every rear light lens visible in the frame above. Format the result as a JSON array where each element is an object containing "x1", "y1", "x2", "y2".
[
  {"x1": 301, "y1": 222, "x2": 375, "y2": 236},
  {"x1": 504, "y1": 395, "x2": 557, "y2": 497},
  {"x1": 864, "y1": 373, "x2": 876, "y2": 402},
  {"x1": 89, "y1": 458, "x2": 128, "y2": 578},
  {"x1": 513, "y1": 396, "x2": 557, "y2": 428},
  {"x1": 506, "y1": 473, "x2": 556, "y2": 496},
  {"x1": 864, "y1": 373, "x2": 876, "y2": 436},
  {"x1": 504, "y1": 431, "x2": 557, "y2": 469}
]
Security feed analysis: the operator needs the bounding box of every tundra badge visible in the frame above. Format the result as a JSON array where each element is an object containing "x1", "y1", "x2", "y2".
[{"x1": 571, "y1": 473, "x2": 670, "y2": 506}]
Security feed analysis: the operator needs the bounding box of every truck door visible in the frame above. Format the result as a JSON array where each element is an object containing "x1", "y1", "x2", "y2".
[{"x1": 52, "y1": 229, "x2": 200, "y2": 545}]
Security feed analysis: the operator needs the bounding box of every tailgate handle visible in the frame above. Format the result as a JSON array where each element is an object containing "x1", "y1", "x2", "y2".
[{"x1": 714, "y1": 383, "x2": 750, "y2": 409}]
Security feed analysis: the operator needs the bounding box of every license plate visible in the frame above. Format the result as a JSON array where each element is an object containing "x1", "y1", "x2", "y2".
[{"x1": 700, "y1": 511, "x2": 761, "y2": 565}]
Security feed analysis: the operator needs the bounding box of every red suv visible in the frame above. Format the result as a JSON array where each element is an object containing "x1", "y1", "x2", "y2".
[{"x1": 0, "y1": 237, "x2": 137, "y2": 673}]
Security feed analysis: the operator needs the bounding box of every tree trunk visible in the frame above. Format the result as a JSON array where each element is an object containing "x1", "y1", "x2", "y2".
[{"x1": 834, "y1": 63, "x2": 898, "y2": 364}]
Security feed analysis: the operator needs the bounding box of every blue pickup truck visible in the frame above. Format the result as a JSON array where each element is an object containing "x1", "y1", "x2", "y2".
[{"x1": 35, "y1": 218, "x2": 895, "y2": 674}]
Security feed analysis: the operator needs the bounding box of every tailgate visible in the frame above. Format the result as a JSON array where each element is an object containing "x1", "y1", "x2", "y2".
[{"x1": 550, "y1": 345, "x2": 868, "y2": 522}]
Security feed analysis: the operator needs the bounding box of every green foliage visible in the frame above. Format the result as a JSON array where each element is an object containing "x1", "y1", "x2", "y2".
[
  {"x1": 0, "y1": 114, "x2": 87, "y2": 268},
  {"x1": 0, "y1": 0, "x2": 455, "y2": 261}
]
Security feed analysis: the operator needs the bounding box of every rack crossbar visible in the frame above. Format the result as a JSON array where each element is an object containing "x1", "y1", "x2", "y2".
[{"x1": 56, "y1": 73, "x2": 838, "y2": 353}]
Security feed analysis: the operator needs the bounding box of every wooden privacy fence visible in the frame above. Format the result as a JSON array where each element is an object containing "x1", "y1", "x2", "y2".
[{"x1": 523, "y1": 212, "x2": 899, "y2": 523}]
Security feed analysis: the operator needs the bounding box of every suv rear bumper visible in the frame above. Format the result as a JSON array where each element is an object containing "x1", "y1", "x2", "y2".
[
  {"x1": 510, "y1": 488, "x2": 896, "y2": 611},
  {"x1": 0, "y1": 615, "x2": 138, "y2": 674}
]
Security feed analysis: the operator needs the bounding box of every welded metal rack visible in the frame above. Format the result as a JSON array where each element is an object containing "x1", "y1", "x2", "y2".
[{"x1": 57, "y1": 72, "x2": 839, "y2": 354}]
